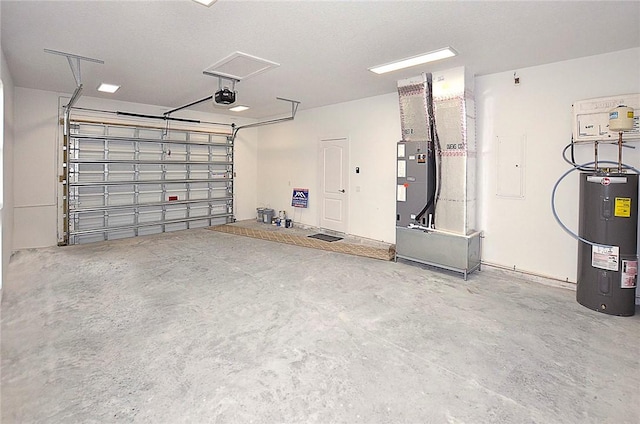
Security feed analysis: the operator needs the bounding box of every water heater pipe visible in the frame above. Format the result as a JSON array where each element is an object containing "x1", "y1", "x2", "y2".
[
  {"x1": 618, "y1": 132, "x2": 624, "y2": 173},
  {"x1": 551, "y1": 160, "x2": 639, "y2": 248}
]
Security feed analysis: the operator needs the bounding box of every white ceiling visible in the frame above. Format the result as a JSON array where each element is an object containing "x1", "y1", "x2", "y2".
[{"x1": 2, "y1": 1, "x2": 639, "y2": 119}]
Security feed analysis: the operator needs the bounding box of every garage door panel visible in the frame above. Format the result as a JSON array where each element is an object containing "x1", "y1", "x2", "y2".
[
  {"x1": 190, "y1": 145, "x2": 210, "y2": 160},
  {"x1": 77, "y1": 233, "x2": 106, "y2": 244},
  {"x1": 107, "y1": 185, "x2": 134, "y2": 196},
  {"x1": 167, "y1": 155, "x2": 188, "y2": 162},
  {"x1": 107, "y1": 229, "x2": 136, "y2": 241},
  {"x1": 76, "y1": 164, "x2": 104, "y2": 182},
  {"x1": 190, "y1": 187, "x2": 212, "y2": 200},
  {"x1": 166, "y1": 130, "x2": 187, "y2": 141},
  {"x1": 165, "y1": 205, "x2": 187, "y2": 220},
  {"x1": 211, "y1": 154, "x2": 228, "y2": 162},
  {"x1": 108, "y1": 211, "x2": 136, "y2": 227},
  {"x1": 75, "y1": 196, "x2": 103, "y2": 209},
  {"x1": 211, "y1": 204, "x2": 227, "y2": 214},
  {"x1": 138, "y1": 226, "x2": 162, "y2": 236},
  {"x1": 77, "y1": 140, "x2": 105, "y2": 159},
  {"x1": 65, "y1": 121, "x2": 234, "y2": 245},
  {"x1": 76, "y1": 212, "x2": 104, "y2": 230},
  {"x1": 210, "y1": 216, "x2": 228, "y2": 226},
  {"x1": 107, "y1": 141, "x2": 135, "y2": 160},
  {"x1": 139, "y1": 145, "x2": 163, "y2": 161},
  {"x1": 165, "y1": 222, "x2": 188, "y2": 232},
  {"x1": 164, "y1": 183, "x2": 187, "y2": 201},
  {"x1": 210, "y1": 184, "x2": 228, "y2": 194},
  {"x1": 190, "y1": 204, "x2": 211, "y2": 218},
  {"x1": 138, "y1": 128, "x2": 163, "y2": 139},
  {"x1": 108, "y1": 190, "x2": 135, "y2": 206},
  {"x1": 165, "y1": 165, "x2": 188, "y2": 179},
  {"x1": 139, "y1": 164, "x2": 163, "y2": 180},
  {"x1": 107, "y1": 126, "x2": 136, "y2": 138},
  {"x1": 190, "y1": 170, "x2": 210, "y2": 180},
  {"x1": 189, "y1": 133, "x2": 209, "y2": 143},
  {"x1": 139, "y1": 209, "x2": 163, "y2": 223},
  {"x1": 77, "y1": 124, "x2": 105, "y2": 136},
  {"x1": 189, "y1": 220, "x2": 210, "y2": 229},
  {"x1": 138, "y1": 186, "x2": 163, "y2": 203},
  {"x1": 107, "y1": 164, "x2": 135, "y2": 181},
  {"x1": 75, "y1": 186, "x2": 104, "y2": 208}
]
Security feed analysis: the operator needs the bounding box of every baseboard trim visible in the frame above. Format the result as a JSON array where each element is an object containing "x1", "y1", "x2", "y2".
[{"x1": 481, "y1": 261, "x2": 577, "y2": 291}]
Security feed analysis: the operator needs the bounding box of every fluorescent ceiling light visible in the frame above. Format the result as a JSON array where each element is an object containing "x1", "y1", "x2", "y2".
[
  {"x1": 229, "y1": 105, "x2": 249, "y2": 112},
  {"x1": 192, "y1": 0, "x2": 217, "y2": 6},
  {"x1": 368, "y1": 47, "x2": 457, "y2": 74},
  {"x1": 97, "y1": 83, "x2": 120, "y2": 93}
]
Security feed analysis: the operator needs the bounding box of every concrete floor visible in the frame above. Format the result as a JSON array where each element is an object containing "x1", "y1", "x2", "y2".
[{"x1": 2, "y1": 228, "x2": 639, "y2": 423}]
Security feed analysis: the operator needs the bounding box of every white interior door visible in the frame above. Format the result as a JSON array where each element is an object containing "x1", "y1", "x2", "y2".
[{"x1": 318, "y1": 137, "x2": 348, "y2": 233}]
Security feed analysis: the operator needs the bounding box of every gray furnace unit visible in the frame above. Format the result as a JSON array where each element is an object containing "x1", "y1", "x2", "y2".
[
  {"x1": 577, "y1": 173, "x2": 638, "y2": 316},
  {"x1": 396, "y1": 140, "x2": 431, "y2": 227}
]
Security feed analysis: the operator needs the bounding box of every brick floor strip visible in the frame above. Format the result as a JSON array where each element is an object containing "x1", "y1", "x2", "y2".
[{"x1": 209, "y1": 225, "x2": 394, "y2": 261}]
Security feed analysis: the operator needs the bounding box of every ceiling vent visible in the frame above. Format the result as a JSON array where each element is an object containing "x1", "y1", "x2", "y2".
[{"x1": 203, "y1": 51, "x2": 279, "y2": 81}]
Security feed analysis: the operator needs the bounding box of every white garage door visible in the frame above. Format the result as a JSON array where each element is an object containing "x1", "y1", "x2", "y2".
[{"x1": 62, "y1": 121, "x2": 234, "y2": 245}]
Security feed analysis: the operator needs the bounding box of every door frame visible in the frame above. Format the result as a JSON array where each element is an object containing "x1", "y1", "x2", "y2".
[{"x1": 317, "y1": 136, "x2": 349, "y2": 234}]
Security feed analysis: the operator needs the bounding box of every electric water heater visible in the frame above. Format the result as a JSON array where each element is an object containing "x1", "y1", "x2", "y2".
[{"x1": 576, "y1": 173, "x2": 638, "y2": 316}]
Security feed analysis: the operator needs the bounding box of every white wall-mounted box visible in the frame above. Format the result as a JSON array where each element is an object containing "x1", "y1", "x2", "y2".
[{"x1": 572, "y1": 94, "x2": 640, "y2": 142}]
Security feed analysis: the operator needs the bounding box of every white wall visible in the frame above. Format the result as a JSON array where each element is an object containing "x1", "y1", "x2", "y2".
[
  {"x1": 13, "y1": 88, "x2": 58, "y2": 248},
  {"x1": 1, "y1": 48, "x2": 15, "y2": 290},
  {"x1": 12, "y1": 87, "x2": 257, "y2": 249},
  {"x1": 476, "y1": 47, "x2": 640, "y2": 282},
  {"x1": 256, "y1": 93, "x2": 401, "y2": 243}
]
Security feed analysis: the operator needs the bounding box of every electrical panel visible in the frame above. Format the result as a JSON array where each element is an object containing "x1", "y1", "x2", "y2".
[{"x1": 572, "y1": 93, "x2": 640, "y2": 142}]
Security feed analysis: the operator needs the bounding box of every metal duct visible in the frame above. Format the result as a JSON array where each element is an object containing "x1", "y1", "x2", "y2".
[{"x1": 433, "y1": 93, "x2": 477, "y2": 234}]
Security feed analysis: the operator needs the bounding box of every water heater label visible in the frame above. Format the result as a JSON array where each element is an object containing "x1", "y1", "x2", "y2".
[
  {"x1": 614, "y1": 198, "x2": 631, "y2": 217},
  {"x1": 592, "y1": 245, "x2": 619, "y2": 271},
  {"x1": 621, "y1": 260, "x2": 638, "y2": 289}
]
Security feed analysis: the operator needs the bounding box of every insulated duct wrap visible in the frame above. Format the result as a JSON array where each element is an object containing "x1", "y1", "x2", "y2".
[
  {"x1": 434, "y1": 93, "x2": 477, "y2": 234},
  {"x1": 398, "y1": 77, "x2": 431, "y2": 142}
]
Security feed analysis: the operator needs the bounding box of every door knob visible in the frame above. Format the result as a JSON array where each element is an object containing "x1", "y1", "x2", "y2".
[{"x1": 339, "y1": 189, "x2": 345, "y2": 193}]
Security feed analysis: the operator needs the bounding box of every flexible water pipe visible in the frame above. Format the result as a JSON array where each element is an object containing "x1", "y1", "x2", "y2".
[
  {"x1": 551, "y1": 160, "x2": 639, "y2": 248},
  {"x1": 562, "y1": 142, "x2": 635, "y2": 171}
]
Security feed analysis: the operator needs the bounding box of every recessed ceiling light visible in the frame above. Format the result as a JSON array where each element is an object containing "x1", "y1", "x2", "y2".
[
  {"x1": 97, "y1": 83, "x2": 120, "y2": 93},
  {"x1": 192, "y1": 0, "x2": 217, "y2": 6},
  {"x1": 229, "y1": 105, "x2": 249, "y2": 112},
  {"x1": 368, "y1": 47, "x2": 457, "y2": 74}
]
